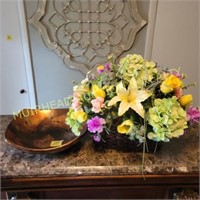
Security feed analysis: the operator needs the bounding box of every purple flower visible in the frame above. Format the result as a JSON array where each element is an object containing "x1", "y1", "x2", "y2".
[
  {"x1": 104, "y1": 63, "x2": 111, "y2": 71},
  {"x1": 187, "y1": 106, "x2": 200, "y2": 124},
  {"x1": 97, "y1": 65, "x2": 105, "y2": 74},
  {"x1": 97, "y1": 63, "x2": 111, "y2": 74},
  {"x1": 93, "y1": 134, "x2": 101, "y2": 142},
  {"x1": 87, "y1": 116, "x2": 106, "y2": 133}
]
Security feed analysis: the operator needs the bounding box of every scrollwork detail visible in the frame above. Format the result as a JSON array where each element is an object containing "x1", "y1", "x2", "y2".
[{"x1": 29, "y1": 0, "x2": 147, "y2": 75}]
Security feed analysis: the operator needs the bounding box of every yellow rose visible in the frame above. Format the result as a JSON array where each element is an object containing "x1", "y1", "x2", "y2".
[
  {"x1": 71, "y1": 110, "x2": 87, "y2": 123},
  {"x1": 117, "y1": 120, "x2": 133, "y2": 134},
  {"x1": 160, "y1": 75, "x2": 183, "y2": 94},
  {"x1": 92, "y1": 85, "x2": 106, "y2": 98},
  {"x1": 179, "y1": 94, "x2": 193, "y2": 106}
]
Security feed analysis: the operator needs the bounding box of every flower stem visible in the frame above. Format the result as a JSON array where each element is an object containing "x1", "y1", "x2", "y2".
[
  {"x1": 154, "y1": 142, "x2": 158, "y2": 154},
  {"x1": 141, "y1": 139, "x2": 146, "y2": 180},
  {"x1": 141, "y1": 112, "x2": 147, "y2": 179}
]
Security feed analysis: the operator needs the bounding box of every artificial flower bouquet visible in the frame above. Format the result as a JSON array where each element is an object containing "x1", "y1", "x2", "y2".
[{"x1": 65, "y1": 54, "x2": 200, "y2": 152}]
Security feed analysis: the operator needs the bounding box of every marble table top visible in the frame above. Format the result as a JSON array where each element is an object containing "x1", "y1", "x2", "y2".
[{"x1": 0, "y1": 115, "x2": 199, "y2": 178}]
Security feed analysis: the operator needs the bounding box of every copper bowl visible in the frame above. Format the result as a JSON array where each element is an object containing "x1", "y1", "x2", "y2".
[{"x1": 4, "y1": 109, "x2": 86, "y2": 153}]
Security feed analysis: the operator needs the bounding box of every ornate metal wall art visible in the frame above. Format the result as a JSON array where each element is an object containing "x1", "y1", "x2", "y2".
[{"x1": 29, "y1": 0, "x2": 147, "y2": 75}]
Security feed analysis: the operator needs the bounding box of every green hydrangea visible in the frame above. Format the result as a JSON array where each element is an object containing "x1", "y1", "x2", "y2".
[
  {"x1": 118, "y1": 54, "x2": 157, "y2": 88},
  {"x1": 65, "y1": 108, "x2": 82, "y2": 136},
  {"x1": 147, "y1": 97, "x2": 188, "y2": 142}
]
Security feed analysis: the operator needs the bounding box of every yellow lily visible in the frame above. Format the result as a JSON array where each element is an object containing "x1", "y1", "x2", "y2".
[{"x1": 108, "y1": 77, "x2": 151, "y2": 118}]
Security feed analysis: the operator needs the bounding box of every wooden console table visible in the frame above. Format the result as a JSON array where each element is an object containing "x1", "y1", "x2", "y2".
[{"x1": 1, "y1": 116, "x2": 199, "y2": 199}]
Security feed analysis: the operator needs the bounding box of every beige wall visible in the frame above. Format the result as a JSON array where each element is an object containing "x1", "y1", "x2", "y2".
[
  {"x1": 24, "y1": 0, "x2": 150, "y2": 106},
  {"x1": 151, "y1": 0, "x2": 199, "y2": 106},
  {"x1": 3, "y1": 0, "x2": 198, "y2": 109}
]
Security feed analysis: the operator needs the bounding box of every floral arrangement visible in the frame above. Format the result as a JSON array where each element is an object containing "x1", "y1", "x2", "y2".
[{"x1": 65, "y1": 54, "x2": 200, "y2": 147}]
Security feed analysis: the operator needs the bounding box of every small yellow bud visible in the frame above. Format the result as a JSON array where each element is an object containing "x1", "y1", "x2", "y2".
[{"x1": 179, "y1": 94, "x2": 193, "y2": 106}]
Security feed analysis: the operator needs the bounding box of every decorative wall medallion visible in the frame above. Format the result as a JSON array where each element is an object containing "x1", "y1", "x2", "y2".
[{"x1": 29, "y1": 0, "x2": 147, "y2": 75}]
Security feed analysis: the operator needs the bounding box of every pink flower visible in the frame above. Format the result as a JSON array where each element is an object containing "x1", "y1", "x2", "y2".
[
  {"x1": 73, "y1": 92, "x2": 80, "y2": 98},
  {"x1": 172, "y1": 69, "x2": 184, "y2": 79},
  {"x1": 187, "y1": 106, "x2": 200, "y2": 124},
  {"x1": 91, "y1": 97, "x2": 105, "y2": 113},
  {"x1": 174, "y1": 87, "x2": 183, "y2": 99},
  {"x1": 87, "y1": 116, "x2": 106, "y2": 133},
  {"x1": 72, "y1": 97, "x2": 81, "y2": 111},
  {"x1": 172, "y1": 71, "x2": 183, "y2": 79}
]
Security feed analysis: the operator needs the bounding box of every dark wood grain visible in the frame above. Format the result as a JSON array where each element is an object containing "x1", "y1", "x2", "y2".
[{"x1": 2, "y1": 174, "x2": 199, "y2": 199}]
